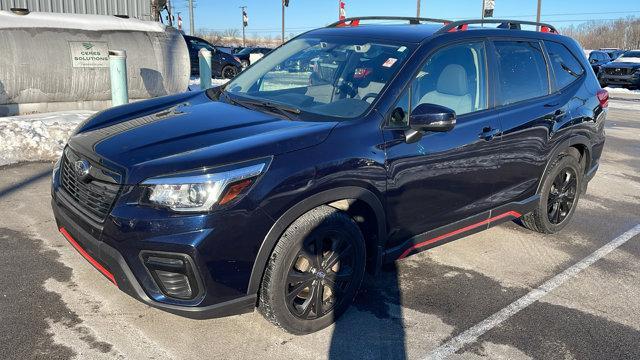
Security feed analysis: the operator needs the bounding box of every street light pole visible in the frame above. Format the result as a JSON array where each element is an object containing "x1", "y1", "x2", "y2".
[
  {"x1": 481, "y1": 0, "x2": 485, "y2": 27},
  {"x1": 536, "y1": 0, "x2": 542, "y2": 30},
  {"x1": 282, "y1": 3, "x2": 285, "y2": 44},
  {"x1": 188, "y1": 0, "x2": 194, "y2": 35},
  {"x1": 417, "y1": 0, "x2": 421, "y2": 18}
]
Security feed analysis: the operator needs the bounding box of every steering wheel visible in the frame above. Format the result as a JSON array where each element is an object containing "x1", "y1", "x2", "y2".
[
  {"x1": 360, "y1": 92, "x2": 378, "y2": 103},
  {"x1": 336, "y1": 81, "x2": 358, "y2": 99}
]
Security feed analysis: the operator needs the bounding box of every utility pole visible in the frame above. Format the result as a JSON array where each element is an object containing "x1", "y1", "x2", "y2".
[
  {"x1": 536, "y1": 0, "x2": 542, "y2": 30},
  {"x1": 282, "y1": 1, "x2": 285, "y2": 44},
  {"x1": 481, "y1": 0, "x2": 485, "y2": 27},
  {"x1": 240, "y1": 6, "x2": 247, "y2": 47},
  {"x1": 416, "y1": 0, "x2": 420, "y2": 18},
  {"x1": 188, "y1": 0, "x2": 195, "y2": 35}
]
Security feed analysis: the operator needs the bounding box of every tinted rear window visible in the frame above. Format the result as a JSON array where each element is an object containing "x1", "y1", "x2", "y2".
[
  {"x1": 545, "y1": 41, "x2": 584, "y2": 90},
  {"x1": 494, "y1": 41, "x2": 549, "y2": 106}
]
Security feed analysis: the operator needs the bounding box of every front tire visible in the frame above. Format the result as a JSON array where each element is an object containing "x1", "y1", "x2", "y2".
[
  {"x1": 258, "y1": 205, "x2": 366, "y2": 334},
  {"x1": 521, "y1": 153, "x2": 583, "y2": 234}
]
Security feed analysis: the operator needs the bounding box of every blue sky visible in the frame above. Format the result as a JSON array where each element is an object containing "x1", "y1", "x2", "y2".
[{"x1": 171, "y1": 0, "x2": 640, "y2": 36}]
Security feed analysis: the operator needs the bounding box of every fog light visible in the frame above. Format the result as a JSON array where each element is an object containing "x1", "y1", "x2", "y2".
[{"x1": 141, "y1": 252, "x2": 201, "y2": 300}]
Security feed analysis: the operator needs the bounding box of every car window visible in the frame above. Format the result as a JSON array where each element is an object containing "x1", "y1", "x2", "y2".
[
  {"x1": 387, "y1": 41, "x2": 487, "y2": 127},
  {"x1": 494, "y1": 41, "x2": 549, "y2": 106},
  {"x1": 545, "y1": 41, "x2": 584, "y2": 90}
]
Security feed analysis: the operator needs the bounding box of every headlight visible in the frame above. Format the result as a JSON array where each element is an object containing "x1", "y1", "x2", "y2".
[
  {"x1": 52, "y1": 156, "x2": 62, "y2": 180},
  {"x1": 140, "y1": 161, "x2": 268, "y2": 212}
]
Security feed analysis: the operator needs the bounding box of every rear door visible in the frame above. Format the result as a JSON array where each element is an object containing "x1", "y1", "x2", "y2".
[
  {"x1": 383, "y1": 40, "x2": 504, "y2": 246},
  {"x1": 491, "y1": 39, "x2": 571, "y2": 206}
]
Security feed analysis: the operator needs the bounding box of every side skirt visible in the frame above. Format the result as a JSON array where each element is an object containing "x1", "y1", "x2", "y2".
[{"x1": 383, "y1": 195, "x2": 540, "y2": 261}]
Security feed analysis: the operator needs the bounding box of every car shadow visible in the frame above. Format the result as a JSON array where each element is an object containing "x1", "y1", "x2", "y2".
[
  {"x1": 329, "y1": 262, "x2": 407, "y2": 360},
  {"x1": 0, "y1": 166, "x2": 50, "y2": 199}
]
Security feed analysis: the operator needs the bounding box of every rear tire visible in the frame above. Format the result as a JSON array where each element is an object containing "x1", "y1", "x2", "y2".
[
  {"x1": 221, "y1": 65, "x2": 238, "y2": 79},
  {"x1": 521, "y1": 153, "x2": 583, "y2": 234},
  {"x1": 258, "y1": 205, "x2": 366, "y2": 334}
]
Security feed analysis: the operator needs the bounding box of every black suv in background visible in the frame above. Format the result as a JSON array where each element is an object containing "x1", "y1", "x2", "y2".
[
  {"x1": 53, "y1": 17, "x2": 606, "y2": 334},
  {"x1": 235, "y1": 47, "x2": 273, "y2": 67},
  {"x1": 599, "y1": 50, "x2": 640, "y2": 89},
  {"x1": 588, "y1": 50, "x2": 612, "y2": 74},
  {"x1": 183, "y1": 35, "x2": 242, "y2": 79}
]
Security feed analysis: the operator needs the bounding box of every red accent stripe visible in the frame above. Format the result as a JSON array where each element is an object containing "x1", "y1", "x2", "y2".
[
  {"x1": 398, "y1": 211, "x2": 522, "y2": 259},
  {"x1": 59, "y1": 227, "x2": 117, "y2": 286}
]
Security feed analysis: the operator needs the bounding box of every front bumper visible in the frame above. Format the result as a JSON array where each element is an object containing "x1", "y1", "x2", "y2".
[
  {"x1": 599, "y1": 72, "x2": 640, "y2": 87},
  {"x1": 52, "y1": 197, "x2": 257, "y2": 319}
]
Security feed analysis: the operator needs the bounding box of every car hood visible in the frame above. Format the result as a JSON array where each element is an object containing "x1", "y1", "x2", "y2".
[
  {"x1": 68, "y1": 91, "x2": 337, "y2": 184},
  {"x1": 607, "y1": 59, "x2": 640, "y2": 67}
]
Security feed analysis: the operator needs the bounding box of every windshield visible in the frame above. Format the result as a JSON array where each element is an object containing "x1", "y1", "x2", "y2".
[
  {"x1": 237, "y1": 47, "x2": 253, "y2": 55},
  {"x1": 225, "y1": 37, "x2": 414, "y2": 119}
]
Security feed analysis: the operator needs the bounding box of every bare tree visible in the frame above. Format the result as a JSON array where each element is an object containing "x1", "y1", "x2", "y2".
[
  {"x1": 222, "y1": 28, "x2": 241, "y2": 38},
  {"x1": 561, "y1": 17, "x2": 640, "y2": 50}
]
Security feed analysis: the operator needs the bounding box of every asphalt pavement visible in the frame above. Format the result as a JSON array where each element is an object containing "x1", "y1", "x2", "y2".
[{"x1": 0, "y1": 100, "x2": 638, "y2": 360}]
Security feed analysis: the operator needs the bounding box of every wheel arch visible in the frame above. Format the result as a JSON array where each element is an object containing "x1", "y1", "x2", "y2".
[
  {"x1": 246, "y1": 186, "x2": 387, "y2": 296},
  {"x1": 536, "y1": 135, "x2": 592, "y2": 194}
]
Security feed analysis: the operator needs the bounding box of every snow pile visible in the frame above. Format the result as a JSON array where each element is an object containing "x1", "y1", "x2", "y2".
[
  {"x1": 0, "y1": 111, "x2": 94, "y2": 166},
  {"x1": 188, "y1": 77, "x2": 229, "y2": 91},
  {"x1": 604, "y1": 86, "x2": 640, "y2": 95}
]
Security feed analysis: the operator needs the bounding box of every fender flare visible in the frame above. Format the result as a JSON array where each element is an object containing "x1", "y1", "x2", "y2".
[
  {"x1": 246, "y1": 186, "x2": 386, "y2": 296},
  {"x1": 535, "y1": 134, "x2": 592, "y2": 194}
]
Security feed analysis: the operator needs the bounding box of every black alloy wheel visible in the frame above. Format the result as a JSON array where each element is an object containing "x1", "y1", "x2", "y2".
[
  {"x1": 222, "y1": 65, "x2": 238, "y2": 79},
  {"x1": 547, "y1": 167, "x2": 578, "y2": 224},
  {"x1": 520, "y1": 152, "x2": 583, "y2": 234},
  {"x1": 285, "y1": 230, "x2": 355, "y2": 320},
  {"x1": 258, "y1": 205, "x2": 366, "y2": 334}
]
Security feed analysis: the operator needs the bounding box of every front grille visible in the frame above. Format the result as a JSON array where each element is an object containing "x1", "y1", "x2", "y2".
[
  {"x1": 60, "y1": 151, "x2": 121, "y2": 223},
  {"x1": 604, "y1": 67, "x2": 632, "y2": 76}
]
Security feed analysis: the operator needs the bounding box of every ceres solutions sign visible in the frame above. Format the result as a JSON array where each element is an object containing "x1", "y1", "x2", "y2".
[{"x1": 68, "y1": 41, "x2": 110, "y2": 68}]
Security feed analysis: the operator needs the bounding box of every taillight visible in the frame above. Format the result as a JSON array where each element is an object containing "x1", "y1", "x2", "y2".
[{"x1": 596, "y1": 89, "x2": 609, "y2": 108}]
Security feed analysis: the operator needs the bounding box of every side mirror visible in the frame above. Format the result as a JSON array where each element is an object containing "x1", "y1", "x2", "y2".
[{"x1": 405, "y1": 103, "x2": 456, "y2": 143}]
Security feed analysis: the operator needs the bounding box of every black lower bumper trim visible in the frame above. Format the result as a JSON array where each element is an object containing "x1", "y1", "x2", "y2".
[{"x1": 52, "y1": 197, "x2": 256, "y2": 319}]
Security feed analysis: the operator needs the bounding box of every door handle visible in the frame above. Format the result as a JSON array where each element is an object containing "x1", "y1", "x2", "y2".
[{"x1": 479, "y1": 127, "x2": 501, "y2": 141}]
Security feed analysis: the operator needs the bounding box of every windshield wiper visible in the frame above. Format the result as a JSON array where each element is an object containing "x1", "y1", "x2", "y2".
[{"x1": 236, "y1": 98, "x2": 301, "y2": 120}]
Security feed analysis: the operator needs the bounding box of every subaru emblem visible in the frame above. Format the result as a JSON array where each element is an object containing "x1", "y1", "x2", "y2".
[{"x1": 73, "y1": 159, "x2": 91, "y2": 179}]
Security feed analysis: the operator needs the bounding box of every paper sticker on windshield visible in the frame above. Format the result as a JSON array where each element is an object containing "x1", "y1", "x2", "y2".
[{"x1": 382, "y1": 58, "x2": 398, "y2": 68}]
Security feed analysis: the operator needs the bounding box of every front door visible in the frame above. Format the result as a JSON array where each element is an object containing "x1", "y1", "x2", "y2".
[{"x1": 383, "y1": 41, "x2": 503, "y2": 247}]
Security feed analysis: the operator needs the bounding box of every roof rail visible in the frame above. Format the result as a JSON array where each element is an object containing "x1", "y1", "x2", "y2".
[
  {"x1": 328, "y1": 16, "x2": 450, "y2": 28},
  {"x1": 436, "y1": 19, "x2": 559, "y2": 34}
]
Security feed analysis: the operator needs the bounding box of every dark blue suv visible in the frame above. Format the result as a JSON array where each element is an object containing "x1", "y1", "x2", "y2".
[{"x1": 52, "y1": 17, "x2": 607, "y2": 334}]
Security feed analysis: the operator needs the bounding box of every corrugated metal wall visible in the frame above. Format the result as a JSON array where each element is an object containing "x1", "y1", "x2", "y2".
[{"x1": 0, "y1": 0, "x2": 152, "y2": 20}]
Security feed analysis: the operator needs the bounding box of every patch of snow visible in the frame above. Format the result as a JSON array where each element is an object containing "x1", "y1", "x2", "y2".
[
  {"x1": 604, "y1": 86, "x2": 640, "y2": 95},
  {"x1": 0, "y1": 11, "x2": 165, "y2": 32},
  {"x1": 188, "y1": 77, "x2": 229, "y2": 91},
  {"x1": 609, "y1": 100, "x2": 640, "y2": 111},
  {"x1": 0, "y1": 110, "x2": 94, "y2": 166}
]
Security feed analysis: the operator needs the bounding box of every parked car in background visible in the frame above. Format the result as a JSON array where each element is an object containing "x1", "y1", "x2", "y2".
[
  {"x1": 588, "y1": 50, "x2": 612, "y2": 74},
  {"x1": 236, "y1": 47, "x2": 273, "y2": 67},
  {"x1": 183, "y1": 35, "x2": 242, "y2": 79},
  {"x1": 598, "y1": 50, "x2": 640, "y2": 89},
  {"x1": 599, "y1": 48, "x2": 626, "y2": 60},
  {"x1": 52, "y1": 17, "x2": 606, "y2": 335}
]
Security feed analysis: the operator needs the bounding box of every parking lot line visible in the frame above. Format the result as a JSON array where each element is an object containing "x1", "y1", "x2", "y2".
[{"x1": 423, "y1": 223, "x2": 640, "y2": 360}]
